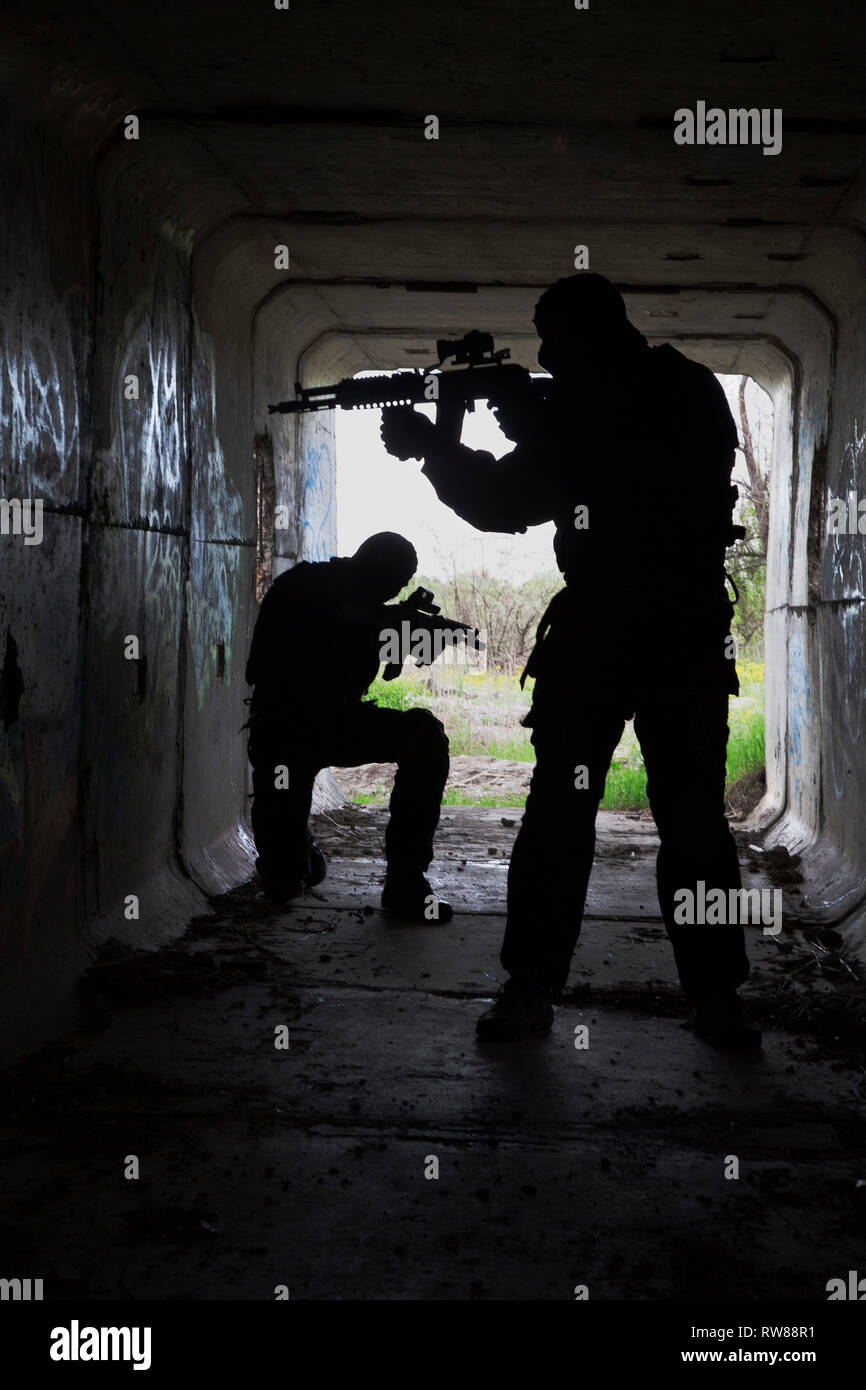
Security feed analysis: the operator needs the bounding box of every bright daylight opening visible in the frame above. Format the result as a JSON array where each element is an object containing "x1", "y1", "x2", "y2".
[{"x1": 334, "y1": 370, "x2": 774, "y2": 818}]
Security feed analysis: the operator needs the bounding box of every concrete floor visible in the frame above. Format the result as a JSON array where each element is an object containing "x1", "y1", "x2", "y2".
[{"x1": 2, "y1": 806, "x2": 864, "y2": 1302}]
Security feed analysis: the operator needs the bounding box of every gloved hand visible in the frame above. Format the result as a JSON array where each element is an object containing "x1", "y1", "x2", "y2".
[{"x1": 380, "y1": 406, "x2": 436, "y2": 461}]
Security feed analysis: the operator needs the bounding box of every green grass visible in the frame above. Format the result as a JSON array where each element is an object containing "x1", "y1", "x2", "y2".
[
  {"x1": 364, "y1": 670, "x2": 537, "y2": 760},
  {"x1": 355, "y1": 663, "x2": 766, "y2": 812},
  {"x1": 363, "y1": 675, "x2": 433, "y2": 712},
  {"x1": 355, "y1": 785, "x2": 528, "y2": 809},
  {"x1": 598, "y1": 665, "x2": 765, "y2": 811},
  {"x1": 600, "y1": 763, "x2": 648, "y2": 812},
  {"x1": 597, "y1": 722, "x2": 765, "y2": 812}
]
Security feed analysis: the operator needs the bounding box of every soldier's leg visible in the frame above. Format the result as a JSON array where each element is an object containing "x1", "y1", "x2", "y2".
[
  {"x1": 248, "y1": 712, "x2": 318, "y2": 887},
  {"x1": 500, "y1": 704, "x2": 625, "y2": 994},
  {"x1": 332, "y1": 703, "x2": 450, "y2": 877},
  {"x1": 634, "y1": 692, "x2": 750, "y2": 1003}
]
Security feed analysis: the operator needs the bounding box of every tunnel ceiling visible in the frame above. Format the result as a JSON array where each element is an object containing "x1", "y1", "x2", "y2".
[{"x1": 5, "y1": 0, "x2": 866, "y2": 376}]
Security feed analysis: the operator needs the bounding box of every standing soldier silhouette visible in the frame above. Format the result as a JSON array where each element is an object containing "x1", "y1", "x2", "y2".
[{"x1": 380, "y1": 274, "x2": 759, "y2": 1049}]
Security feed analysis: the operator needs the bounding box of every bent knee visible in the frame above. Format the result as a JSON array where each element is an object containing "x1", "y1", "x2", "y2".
[{"x1": 398, "y1": 707, "x2": 450, "y2": 760}]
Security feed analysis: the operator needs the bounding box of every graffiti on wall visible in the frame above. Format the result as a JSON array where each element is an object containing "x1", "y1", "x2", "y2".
[
  {"x1": 111, "y1": 233, "x2": 189, "y2": 529},
  {"x1": 302, "y1": 433, "x2": 335, "y2": 561},
  {"x1": 188, "y1": 320, "x2": 245, "y2": 710},
  {"x1": 0, "y1": 142, "x2": 86, "y2": 960},
  {"x1": 822, "y1": 421, "x2": 865, "y2": 812},
  {"x1": 0, "y1": 182, "x2": 83, "y2": 499},
  {"x1": 829, "y1": 421, "x2": 866, "y2": 592}
]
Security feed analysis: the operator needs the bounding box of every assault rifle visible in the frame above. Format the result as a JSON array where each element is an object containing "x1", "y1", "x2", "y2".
[
  {"x1": 381, "y1": 585, "x2": 485, "y2": 680},
  {"x1": 268, "y1": 331, "x2": 539, "y2": 416}
]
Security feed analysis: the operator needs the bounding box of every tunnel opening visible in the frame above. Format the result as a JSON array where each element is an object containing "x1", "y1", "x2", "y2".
[
  {"x1": 332, "y1": 364, "x2": 558, "y2": 808},
  {"x1": 717, "y1": 371, "x2": 775, "y2": 819},
  {"x1": 329, "y1": 362, "x2": 775, "y2": 823}
]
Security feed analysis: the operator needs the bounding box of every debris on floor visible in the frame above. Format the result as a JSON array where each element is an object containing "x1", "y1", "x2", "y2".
[{"x1": 1, "y1": 806, "x2": 863, "y2": 1300}]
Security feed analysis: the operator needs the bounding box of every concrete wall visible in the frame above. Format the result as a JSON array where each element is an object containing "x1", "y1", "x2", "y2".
[
  {"x1": 0, "y1": 127, "x2": 329, "y2": 1062},
  {"x1": 706, "y1": 254, "x2": 866, "y2": 944},
  {"x1": 0, "y1": 116, "x2": 93, "y2": 1053},
  {"x1": 801, "y1": 232, "x2": 866, "y2": 934},
  {"x1": 687, "y1": 298, "x2": 850, "y2": 929},
  {"x1": 693, "y1": 252, "x2": 866, "y2": 952}
]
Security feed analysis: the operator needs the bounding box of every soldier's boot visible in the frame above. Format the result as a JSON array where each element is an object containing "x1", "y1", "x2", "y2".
[
  {"x1": 693, "y1": 992, "x2": 762, "y2": 1051},
  {"x1": 255, "y1": 858, "x2": 306, "y2": 908},
  {"x1": 476, "y1": 975, "x2": 555, "y2": 1042},
  {"x1": 305, "y1": 841, "x2": 327, "y2": 888},
  {"x1": 381, "y1": 872, "x2": 453, "y2": 923}
]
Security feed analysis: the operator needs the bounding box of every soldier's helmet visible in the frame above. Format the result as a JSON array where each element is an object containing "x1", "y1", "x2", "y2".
[
  {"x1": 533, "y1": 274, "x2": 627, "y2": 339},
  {"x1": 352, "y1": 531, "x2": 418, "y2": 593}
]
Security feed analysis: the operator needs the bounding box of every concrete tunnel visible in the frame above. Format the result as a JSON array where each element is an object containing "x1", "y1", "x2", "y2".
[{"x1": 2, "y1": 1, "x2": 866, "y2": 1067}]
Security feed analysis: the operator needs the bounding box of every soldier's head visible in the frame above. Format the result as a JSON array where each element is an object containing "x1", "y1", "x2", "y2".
[
  {"x1": 351, "y1": 531, "x2": 418, "y2": 599},
  {"x1": 533, "y1": 274, "x2": 637, "y2": 377}
]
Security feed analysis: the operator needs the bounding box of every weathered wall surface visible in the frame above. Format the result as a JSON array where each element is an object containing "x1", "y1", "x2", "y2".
[
  {"x1": 767, "y1": 302, "x2": 834, "y2": 856},
  {"x1": 0, "y1": 117, "x2": 93, "y2": 1055},
  {"x1": 0, "y1": 119, "x2": 351, "y2": 1059},
  {"x1": 0, "y1": 135, "x2": 317, "y2": 1061},
  {"x1": 740, "y1": 241, "x2": 866, "y2": 945},
  {"x1": 800, "y1": 233, "x2": 866, "y2": 933},
  {"x1": 82, "y1": 168, "x2": 201, "y2": 950},
  {"x1": 695, "y1": 296, "x2": 859, "y2": 930},
  {"x1": 761, "y1": 370, "x2": 796, "y2": 824},
  {"x1": 298, "y1": 411, "x2": 337, "y2": 564},
  {"x1": 182, "y1": 235, "x2": 257, "y2": 894},
  {"x1": 255, "y1": 287, "x2": 343, "y2": 573}
]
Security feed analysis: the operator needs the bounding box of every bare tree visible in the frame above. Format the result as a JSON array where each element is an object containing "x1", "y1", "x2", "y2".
[
  {"x1": 737, "y1": 376, "x2": 770, "y2": 556},
  {"x1": 423, "y1": 558, "x2": 561, "y2": 674},
  {"x1": 727, "y1": 377, "x2": 771, "y2": 653}
]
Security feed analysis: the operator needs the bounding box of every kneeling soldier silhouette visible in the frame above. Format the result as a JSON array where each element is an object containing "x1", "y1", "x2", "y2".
[{"x1": 245, "y1": 531, "x2": 478, "y2": 923}]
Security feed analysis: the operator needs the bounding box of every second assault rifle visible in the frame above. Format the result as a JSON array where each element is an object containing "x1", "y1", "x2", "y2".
[
  {"x1": 381, "y1": 585, "x2": 485, "y2": 680},
  {"x1": 268, "y1": 331, "x2": 539, "y2": 416}
]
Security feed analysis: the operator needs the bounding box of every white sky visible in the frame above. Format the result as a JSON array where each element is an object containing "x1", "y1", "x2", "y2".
[{"x1": 335, "y1": 373, "x2": 772, "y2": 583}]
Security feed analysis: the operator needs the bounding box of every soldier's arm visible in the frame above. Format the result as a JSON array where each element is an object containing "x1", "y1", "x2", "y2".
[
  {"x1": 423, "y1": 439, "x2": 554, "y2": 533},
  {"x1": 381, "y1": 405, "x2": 556, "y2": 533}
]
